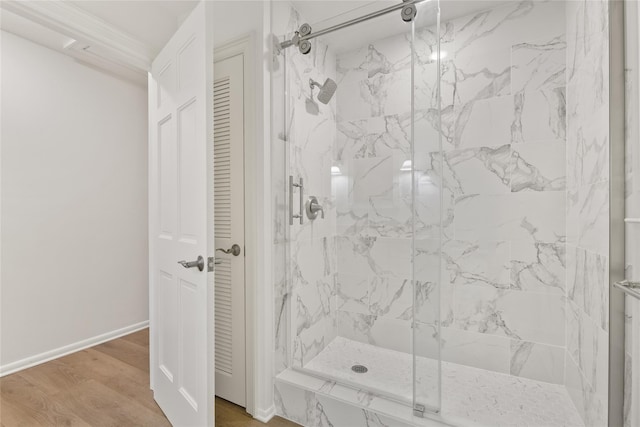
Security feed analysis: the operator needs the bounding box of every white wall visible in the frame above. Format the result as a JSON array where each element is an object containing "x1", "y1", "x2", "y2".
[{"x1": 0, "y1": 30, "x2": 149, "y2": 372}]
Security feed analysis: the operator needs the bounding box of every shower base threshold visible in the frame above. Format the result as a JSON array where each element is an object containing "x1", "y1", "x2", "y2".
[{"x1": 296, "y1": 336, "x2": 584, "y2": 427}]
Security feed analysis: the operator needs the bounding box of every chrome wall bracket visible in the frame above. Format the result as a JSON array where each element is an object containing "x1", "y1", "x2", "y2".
[
  {"x1": 401, "y1": 0, "x2": 418, "y2": 22},
  {"x1": 279, "y1": 24, "x2": 312, "y2": 55}
]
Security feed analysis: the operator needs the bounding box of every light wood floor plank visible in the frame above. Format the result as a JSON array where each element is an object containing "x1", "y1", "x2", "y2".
[
  {"x1": 0, "y1": 374, "x2": 92, "y2": 427},
  {"x1": 14, "y1": 357, "x2": 88, "y2": 396}
]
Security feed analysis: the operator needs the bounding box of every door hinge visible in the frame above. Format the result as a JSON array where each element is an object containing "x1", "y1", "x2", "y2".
[{"x1": 208, "y1": 257, "x2": 215, "y2": 272}]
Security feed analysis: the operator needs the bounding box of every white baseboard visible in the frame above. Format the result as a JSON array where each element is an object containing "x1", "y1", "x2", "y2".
[
  {"x1": 253, "y1": 405, "x2": 276, "y2": 424},
  {"x1": 0, "y1": 320, "x2": 149, "y2": 377}
]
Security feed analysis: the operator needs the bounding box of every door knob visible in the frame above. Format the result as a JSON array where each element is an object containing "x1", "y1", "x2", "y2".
[
  {"x1": 178, "y1": 256, "x2": 204, "y2": 272},
  {"x1": 216, "y1": 244, "x2": 241, "y2": 256}
]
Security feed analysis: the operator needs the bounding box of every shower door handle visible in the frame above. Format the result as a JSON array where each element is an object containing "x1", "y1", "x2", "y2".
[{"x1": 289, "y1": 176, "x2": 304, "y2": 225}]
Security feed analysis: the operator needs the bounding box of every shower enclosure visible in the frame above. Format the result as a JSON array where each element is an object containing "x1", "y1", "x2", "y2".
[{"x1": 271, "y1": 1, "x2": 620, "y2": 426}]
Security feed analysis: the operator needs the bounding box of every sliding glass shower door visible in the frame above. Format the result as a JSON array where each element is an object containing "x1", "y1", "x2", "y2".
[{"x1": 275, "y1": 0, "x2": 444, "y2": 415}]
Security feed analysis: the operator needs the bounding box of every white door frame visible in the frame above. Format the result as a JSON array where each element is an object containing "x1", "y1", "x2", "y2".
[{"x1": 213, "y1": 33, "x2": 257, "y2": 417}]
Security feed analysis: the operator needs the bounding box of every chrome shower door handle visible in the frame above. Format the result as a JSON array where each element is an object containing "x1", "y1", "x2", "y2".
[
  {"x1": 289, "y1": 176, "x2": 304, "y2": 225},
  {"x1": 216, "y1": 244, "x2": 242, "y2": 257},
  {"x1": 178, "y1": 256, "x2": 204, "y2": 272}
]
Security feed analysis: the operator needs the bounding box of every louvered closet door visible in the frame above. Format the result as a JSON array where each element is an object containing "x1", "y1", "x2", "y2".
[{"x1": 213, "y1": 53, "x2": 246, "y2": 406}]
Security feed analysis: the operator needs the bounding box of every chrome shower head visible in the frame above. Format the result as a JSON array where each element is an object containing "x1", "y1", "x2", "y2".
[{"x1": 309, "y1": 78, "x2": 337, "y2": 104}]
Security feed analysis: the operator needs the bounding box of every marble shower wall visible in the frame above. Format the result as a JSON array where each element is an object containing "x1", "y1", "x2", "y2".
[
  {"x1": 564, "y1": 1, "x2": 610, "y2": 426},
  {"x1": 333, "y1": 0, "x2": 570, "y2": 384}
]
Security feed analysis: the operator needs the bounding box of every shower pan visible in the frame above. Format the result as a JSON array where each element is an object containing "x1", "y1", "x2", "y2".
[{"x1": 271, "y1": 0, "x2": 622, "y2": 426}]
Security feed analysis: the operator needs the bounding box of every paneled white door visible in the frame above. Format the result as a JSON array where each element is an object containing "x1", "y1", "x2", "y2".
[
  {"x1": 148, "y1": 2, "x2": 214, "y2": 426},
  {"x1": 213, "y1": 54, "x2": 246, "y2": 406}
]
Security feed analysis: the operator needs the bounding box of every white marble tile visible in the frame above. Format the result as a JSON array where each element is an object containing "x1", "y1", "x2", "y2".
[
  {"x1": 454, "y1": 285, "x2": 565, "y2": 346},
  {"x1": 291, "y1": 237, "x2": 335, "y2": 288},
  {"x1": 415, "y1": 280, "x2": 447, "y2": 326},
  {"x1": 275, "y1": 379, "x2": 318, "y2": 426},
  {"x1": 567, "y1": 108, "x2": 609, "y2": 188},
  {"x1": 454, "y1": 191, "x2": 565, "y2": 242},
  {"x1": 509, "y1": 339, "x2": 564, "y2": 384},
  {"x1": 513, "y1": 88, "x2": 566, "y2": 145},
  {"x1": 367, "y1": 196, "x2": 414, "y2": 239},
  {"x1": 316, "y1": 395, "x2": 415, "y2": 427},
  {"x1": 455, "y1": 97, "x2": 515, "y2": 149},
  {"x1": 292, "y1": 277, "x2": 336, "y2": 366},
  {"x1": 511, "y1": 36, "x2": 566, "y2": 93},
  {"x1": 336, "y1": 235, "x2": 376, "y2": 278},
  {"x1": 369, "y1": 277, "x2": 413, "y2": 320},
  {"x1": 510, "y1": 241, "x2": 565, "y2": 294},
  {"x1": 567, "y1": 246, "x2": 609, "y2": 332},
  {"x1": 565, "y1": 351, "x2": 608, "y2": 427},
  {"x1": 337, "y1": 236, "x2": 414, "y2": 282},
  {"x1": 367, "y1": 189, "x2": 443, "y2": 240},
  {"x1": 451, "y1": 47, "x2": 512, "y2": 108},
  {"x1": 453, "y1": 1, "x2": 565, "y2": 62},
  {"x1": 566, "y1": 299, "x2": 609, "y2": 399},
  {"x1": 337, "y1": 46, "x2": 412, "y2": 122},
  {"x1": 351, "y1": 155, "x2": 398, "y2": 205},
  {"x1": 444, "y1": 144, "x2": 512, "y2": 195},
  {"x1": 336, "y1": 273, "x2": 369, "y2": 315},
  {"x1": 368, "y1": 237, "x2": 413, "y2": 279},
  {"x1": 335, "y1": 115, "x2": 410, "y2": 162},
  {"x1": 334, "y1": 172, "x2": 368, "y2": 236},
  {"x1": 336, "y1": 311, "x2": 411, "y2": 354},
  {"x1": 510, "y1": 139, "x2": 566, "y2": 192},
  {"x1": 368, "y1": 317, "x2": 412, "y2": 354},
  {"x1": 442, "y1": 239, "x2": 510, "y2": 289},
  {"x1": 576, "y1": 181, "x2": 610, "y2": 257},
  {"x1": 275, "y1": 294, "x2": 290, "y2": 375},
  {"x1": 429, "y1": 326, "x2": 511, "y2": 374}
]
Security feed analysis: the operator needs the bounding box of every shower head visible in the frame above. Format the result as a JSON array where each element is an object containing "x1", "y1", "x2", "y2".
[{"x1": 309, "y1": 78, "x2": 337, "y2": 104}]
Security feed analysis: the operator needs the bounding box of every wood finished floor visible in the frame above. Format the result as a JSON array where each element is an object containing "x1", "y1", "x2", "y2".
[{"x1": 0, "y1": 328, "x2": 298, "y2": 427}]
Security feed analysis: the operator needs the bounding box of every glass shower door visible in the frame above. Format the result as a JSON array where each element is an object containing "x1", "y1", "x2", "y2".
[{"x1": 277, "y1": 0, "x2": 443, "y2": 416}]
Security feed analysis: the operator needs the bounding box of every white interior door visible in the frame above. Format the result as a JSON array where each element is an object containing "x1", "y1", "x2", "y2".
[
  {"x1": 213, "y1": 54, "x2": 246, "y2": 407},
  {"x1": 148, "y1": 2, "x2": 214, "y2": 426}
]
